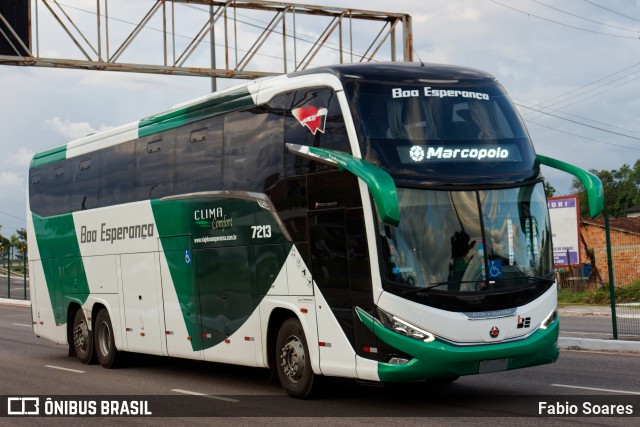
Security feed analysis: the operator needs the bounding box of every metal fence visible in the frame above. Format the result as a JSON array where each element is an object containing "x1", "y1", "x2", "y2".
[
  {"x1": 0, "y1": 269, "x2": 29, "y2": 300},
  {"x1": 616, "y1": 303, "x2": 640, "y2": 339},
  {"x1": 577, "y1": 215, "x2": 640, "y2": 340}
]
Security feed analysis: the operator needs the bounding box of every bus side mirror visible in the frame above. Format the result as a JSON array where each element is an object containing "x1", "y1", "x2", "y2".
[
  {"x1": 537, "y1": 154, "x2": 604, "y2": 219},
  {"x1": 286, "y1": 144, "x2": 400, "y2": 226}
]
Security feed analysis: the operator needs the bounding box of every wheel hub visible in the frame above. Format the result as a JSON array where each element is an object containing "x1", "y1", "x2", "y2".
[
  {"x1": 280, "y1": 337, "x2": 305, "y2": 383},
  {"x1": 74, "y1": 320, "x2": 89, "y2": 353}
]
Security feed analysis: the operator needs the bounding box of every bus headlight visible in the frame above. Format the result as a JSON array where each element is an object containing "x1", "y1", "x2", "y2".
[
  {"x1": 540, "y1": 309, "x2": 558, "y2": 329},
  {"x1": 377, "y1": 308, "x2": 435, "y2": 342}
]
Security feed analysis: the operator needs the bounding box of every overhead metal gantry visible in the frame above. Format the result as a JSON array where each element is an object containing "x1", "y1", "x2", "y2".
[{"x1": 0, "y1": 0, "x2": 412, "y2": 80}]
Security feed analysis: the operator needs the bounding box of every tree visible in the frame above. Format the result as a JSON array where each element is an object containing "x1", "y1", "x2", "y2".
[
  {"x1": 543, "y1": 180, "x2": 556, "y2": 198},
  {"x1": 571, "y1": 160, "x2": 640, "y2": 218},
  {"x1": 0, "y1": 227, "x2": 9, "y2": 268}
]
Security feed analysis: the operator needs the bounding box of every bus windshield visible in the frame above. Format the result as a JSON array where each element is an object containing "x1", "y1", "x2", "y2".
[
  {"x1": 379, "y1": 182, "x2": 553, "y2": 298},
  {"x1": 347, "y1": 81, "x2": 537, "y2": 182}
]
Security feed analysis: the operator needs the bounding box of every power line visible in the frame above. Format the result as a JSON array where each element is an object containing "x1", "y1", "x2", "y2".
[
  {"x1": 540, "y1": 73, "x2": 640, "y2": 113},
  {"x1": 528, "y1": 0, "x2": 640, "y2": 33},
  {"x1": 513, "y1": 97, "x2": 640, "y2": 137},
  {"x1": 526, "y1": 119, "x2": 640, "y2": 151},
  {"x1": 488, "y1": 0, "x2": 640, "y2": 39},
  {"x1": 521, "y1": 68, "x2": 640, "y2": 123},
  {"x1": 0, "y1": 210, "x2": 24, "y2": 222},
  {"x1": 581, "y1": 0, "x2": 640, "y2": 24},
  {"x1": 524, "y1": 61, "x2": 640, "y2": 110},
  {"x1": 516, "y1": 102, "x2": 640, "y2": 141}
]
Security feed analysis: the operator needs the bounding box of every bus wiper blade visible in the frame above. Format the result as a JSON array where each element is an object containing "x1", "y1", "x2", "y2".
[
  {"x1": 519, "y1": 275, "x2": 556, "y2": 285},
  {"x1": 401, "y1": 280, "x2": 479, "y2": 296}
]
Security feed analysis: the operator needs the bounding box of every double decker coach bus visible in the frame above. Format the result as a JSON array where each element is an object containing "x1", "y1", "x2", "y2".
[{"x1": 28, "y1": 62, "x2": 603, "y2": 398}]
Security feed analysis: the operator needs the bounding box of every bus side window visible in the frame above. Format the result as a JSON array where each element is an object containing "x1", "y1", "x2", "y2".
[
  {"x1": 223, "y1": 102, "x2": 284, "y2": 192},
  {"x1": 29, "y1": 168, "x2": 47, "y2": 216},
  {"x1": 99, "y1": 140, "x2": 134, "y2": 207},
  {"x1": 175, "y1": 116, "x2": 223, "y2": 194},
  {"x1": 284, "y1": 87, "x2": 350, "y2": 177},
  {"x1": 47, "y1": 162, "x2": 71, "y2": 216},
  {"x1": 134, "y1": 130, "x2": 176, "y2": 200},
  {"x1": 71, "y1": 156, "x2": 98, "y2": 211}
]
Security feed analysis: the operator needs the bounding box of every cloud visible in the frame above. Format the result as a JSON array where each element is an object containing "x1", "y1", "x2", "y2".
[
  {"x1": 44, "y1": 117, "x2": 113, "y2": 141},
  {"x1": 6, "y1": 148, "x2": 35, "y2": 167},
  {"x1": 0, "y1": 171, "x2": 24, "y2": 189}
]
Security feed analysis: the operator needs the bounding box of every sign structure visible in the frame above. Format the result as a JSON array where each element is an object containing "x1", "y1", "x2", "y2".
[{"x1": 547, "y1": 195, "x2": 580, "y2": 267}]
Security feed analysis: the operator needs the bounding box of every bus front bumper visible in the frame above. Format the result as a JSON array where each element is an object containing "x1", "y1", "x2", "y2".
[{"x1": 356, "y1": 307, "x2": 560, "y2": 383}]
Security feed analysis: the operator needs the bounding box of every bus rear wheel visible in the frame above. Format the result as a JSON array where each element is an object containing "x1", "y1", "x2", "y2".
[
  {"x1": 275, "y1": 318, "x2": 322, "y2": 399},
  {"x1": 72, "y1": 309, "x2": 94, "y2": 364},
  {"x1": 94, "y1": 309, "x2": 121, "y2": 369}
]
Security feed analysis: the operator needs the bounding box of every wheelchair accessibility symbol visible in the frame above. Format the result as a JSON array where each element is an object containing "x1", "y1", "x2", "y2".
[
  {"x1": 185, "y1": 250, "x2": 191, "y2": 264},
  {"x1": 488, "y1": 259, "x2": 503, "y2": 278}
]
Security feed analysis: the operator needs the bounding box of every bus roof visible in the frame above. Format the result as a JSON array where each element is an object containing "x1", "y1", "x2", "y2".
[{"x1": 31, "y1": 62, "x2": 497, "y2": 168}]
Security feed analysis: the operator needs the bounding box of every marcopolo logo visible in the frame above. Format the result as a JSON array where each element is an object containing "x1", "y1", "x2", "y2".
[
  {"x1": 401, "y1": 145, "x2": 514, "y2": 163},
  {"x1": 424, "y1": 146, "x2": 509, "y2": 160}
]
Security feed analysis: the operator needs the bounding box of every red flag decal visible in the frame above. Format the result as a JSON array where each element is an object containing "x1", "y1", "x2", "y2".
[{"x1": 292, "y1": 106, "x2": 328, "y2": 135}]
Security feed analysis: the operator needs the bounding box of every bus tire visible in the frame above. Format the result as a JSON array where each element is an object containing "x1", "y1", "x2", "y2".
[
  {"x1": 72, "y1": 309, "x2": 95, "y2": 364},
  {"x1": 94, "y1": 309, "x2": 120, "y2": 369},
  {"x1": 275, "y1": 318, "x2": 322, "y2": 399}
]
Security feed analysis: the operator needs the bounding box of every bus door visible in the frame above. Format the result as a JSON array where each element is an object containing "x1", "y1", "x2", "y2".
[
  {"x1": 158, "y1": 235, "x2": 203, "y2": 359},
  {"x1": 307, "y1": 170, "x2": 373, "y2": 377},
  {"x1": 195, "y1": 246, "x2": 258, "y2": 364}
]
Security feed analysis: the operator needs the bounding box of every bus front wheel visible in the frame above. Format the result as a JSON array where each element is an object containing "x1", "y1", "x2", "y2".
[
  {"x1": 94, "y1": 309, "x2": 121, "y2": 369},
  {"x1": 275, "y1": 318, "x2": 322, "y2": 399},
  {"x1": 72, "y1": 309, "x2": 95, "y2": 364}
]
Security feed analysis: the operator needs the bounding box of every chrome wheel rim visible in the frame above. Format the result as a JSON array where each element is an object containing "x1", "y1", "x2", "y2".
[
  {"x1": 280, "y1": 336, "x2": 305, "y2": 383},
  {"x1": 74, "y1": 319, "x2": 89, "y2": 353}
]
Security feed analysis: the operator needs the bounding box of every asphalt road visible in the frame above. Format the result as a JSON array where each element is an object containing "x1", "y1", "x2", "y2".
[
  {"x1": 559, "y1": 316, "x2": 614, "y2": 340},
  {"x1": 0, "y1": 305, "x2": 639, "y2": 426}
]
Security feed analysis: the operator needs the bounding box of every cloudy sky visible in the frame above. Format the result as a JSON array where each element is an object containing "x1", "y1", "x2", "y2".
[{"x1": 1, "y1": 0, "x2": 639, "y2": 234}]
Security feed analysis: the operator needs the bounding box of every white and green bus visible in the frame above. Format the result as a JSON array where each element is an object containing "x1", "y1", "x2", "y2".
[{"x1": 28, "y1": 62, "x2": 603, "y2": 398}]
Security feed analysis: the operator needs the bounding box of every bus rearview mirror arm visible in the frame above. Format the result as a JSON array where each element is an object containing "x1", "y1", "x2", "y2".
[
  {"x1": 537, "y1": 154, "x2": 604, "y2": 219},
  {"x1": 285, "y1": 144, "x2": 400, "y2": 226}
]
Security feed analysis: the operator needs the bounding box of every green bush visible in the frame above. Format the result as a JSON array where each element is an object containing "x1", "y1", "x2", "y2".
[{"x1": 558, "y1": 282, "x2": 640, "y2": 305}]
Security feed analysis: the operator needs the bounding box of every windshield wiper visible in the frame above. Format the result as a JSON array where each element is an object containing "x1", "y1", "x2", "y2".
[
  {"x1": 401, "y1": 280, "x2": 481, "y2": 296},
  {"x1": 518, "y1": 275, "x2": 556, "y2": 285},
  {"x1": 400, "y1": 275, "x2": 555, "y2": 297}
]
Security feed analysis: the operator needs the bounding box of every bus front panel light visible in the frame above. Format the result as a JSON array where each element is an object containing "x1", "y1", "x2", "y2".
[
  {"x1": 388, "y1": 357, "x2": 410, "y2": 365},
  {"x1": 540, "y1": 309, "x2": 558, "y2": 330},
  {"x1": 377, "y1": 307, "x2": 435, "y2": 343}
]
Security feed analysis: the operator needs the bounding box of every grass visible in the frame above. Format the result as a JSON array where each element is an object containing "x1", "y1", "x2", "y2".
[{"x1": 558, "y1": 281, "x2": 640, "y2": 306}]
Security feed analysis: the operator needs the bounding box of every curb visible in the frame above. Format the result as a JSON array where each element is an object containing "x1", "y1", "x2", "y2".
[
  {"x1": 0, "y1": 298, "x2": 31, "y2": 308},
  {"x1": 559, "y1": 337, "x2": 640, "y2": 354}
]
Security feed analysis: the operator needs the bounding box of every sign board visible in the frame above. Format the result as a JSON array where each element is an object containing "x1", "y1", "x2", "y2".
[{"x1": 547, "y1": 195, "x2": 580, "y2": 267}]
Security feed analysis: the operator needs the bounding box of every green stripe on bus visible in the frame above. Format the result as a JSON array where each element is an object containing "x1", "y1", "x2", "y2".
[
  {"x1": 32, "y1": 213, "x2": 90, "y2": 325},
  {"x1": 355, "y1": 307, "x2": 559, "y2": 382},
  {"x1": 138, "y1": 87, "x2": 255, "y2": 138},
  {"x1": 31, "y1": 145, "x2": 67, "y2": 168}
]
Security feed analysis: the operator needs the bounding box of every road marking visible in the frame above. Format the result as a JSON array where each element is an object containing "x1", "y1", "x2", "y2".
[
  {"x1": 172, "y1": 388, "x2": 239, "y2": 403},
  {"x1": 561, "y1": 331, "x2": 611, "y2": 336},
  {"x1": 45, "y1": 365, "x2": 85, "y2": 374},
  {"x1": 551, "y1": 384, "x2": 640, "y2": 395},
  {"x1": 12, "y1": 323, "x2": 31, "y2": 327}
]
